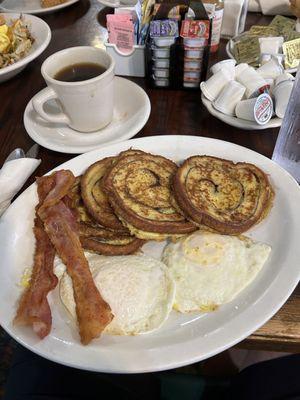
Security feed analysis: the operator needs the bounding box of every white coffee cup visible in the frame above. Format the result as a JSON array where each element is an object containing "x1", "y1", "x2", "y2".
[
  {"x1": 213, "y1": 81, "x2": 245, "y2": 116},
  {"x1": 33, "y1": 46, "x2": 115, "y2": 133}
]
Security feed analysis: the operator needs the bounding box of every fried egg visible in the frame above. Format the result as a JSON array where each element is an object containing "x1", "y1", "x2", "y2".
[
  {"x1": 59, "y1": 254, "x2": 175, "y2": 335},
  {"x1": 162, "y1": 231, "x2": 271, "y2": 313}
]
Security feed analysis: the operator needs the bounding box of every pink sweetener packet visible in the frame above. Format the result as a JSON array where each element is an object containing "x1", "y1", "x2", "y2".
[{"x1": 106, "y1": 14, "x2": 135, "y2": 54}]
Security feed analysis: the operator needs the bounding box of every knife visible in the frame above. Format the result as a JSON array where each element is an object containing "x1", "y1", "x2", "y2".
[
  {"x1": 25, "y1": 144, "x2": 39, "y2": 159},
  {"x1": 3, "y1": 148, "x2": 25, "y2": 165}
]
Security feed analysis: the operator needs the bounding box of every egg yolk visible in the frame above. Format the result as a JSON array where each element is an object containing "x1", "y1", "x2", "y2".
[{"x1": 0, "y1": 25, "x2": 10, "y2": 53}]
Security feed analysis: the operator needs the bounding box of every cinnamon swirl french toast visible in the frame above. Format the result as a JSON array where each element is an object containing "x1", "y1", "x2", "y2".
[
  {"x1": 104, "y1": 152, "x2": 196, "y2": 240},
  {"x1": 66, "y1": 177, "x2": 144, "y2": 256},
  {"x1": 173, "y1": 156, "x2": 274, "y2": 234}
]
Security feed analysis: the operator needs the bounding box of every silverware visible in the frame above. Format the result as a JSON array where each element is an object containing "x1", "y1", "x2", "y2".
[
  {"x1": 3, "y1": 148, "x2": 25, "y2": 165},
  {"x1": 25, "y1": 144, "x2": 39, "y2": 159}
]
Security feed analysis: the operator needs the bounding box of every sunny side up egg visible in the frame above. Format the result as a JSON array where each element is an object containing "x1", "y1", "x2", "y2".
[
  {"x1": 162, "y1": 231, "x2": 271, "y2": 313},
  {"x1": 59, "y1": 254, "x2": 175, "y2": 335}
]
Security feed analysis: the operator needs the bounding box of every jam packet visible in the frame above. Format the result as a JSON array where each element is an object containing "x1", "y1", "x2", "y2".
[
  {"x1": 180, "y1": 20, "x2": 210, "y2": 39},
  {"x1": 150, "y1": 19, "x2": 178, "y2": 37}
]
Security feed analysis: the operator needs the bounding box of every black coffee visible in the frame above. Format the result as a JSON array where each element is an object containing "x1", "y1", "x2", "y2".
[{"x1": 54, "y1": 63, "x2": 106, "y2": 82}]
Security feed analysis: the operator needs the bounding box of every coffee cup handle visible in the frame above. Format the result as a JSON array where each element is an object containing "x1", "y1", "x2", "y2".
[{"x1": 32, "y1": 87, "x2": 70, "y2": 125}]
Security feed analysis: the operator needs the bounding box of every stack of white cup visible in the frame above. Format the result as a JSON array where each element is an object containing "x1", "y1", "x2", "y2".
[{"x1": 200, "y1": 58, "x2": 295, "y2": 124}]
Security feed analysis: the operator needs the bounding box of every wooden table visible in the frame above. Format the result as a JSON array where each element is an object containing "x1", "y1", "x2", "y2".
[{"x1": 0, "y1": 0, "x2": 299, "y2": 353}]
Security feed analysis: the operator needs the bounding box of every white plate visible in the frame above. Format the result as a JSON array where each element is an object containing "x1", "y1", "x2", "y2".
[
  {"x1": 24, "y1": 77, "x2": 151, "y2": 154},
  {"x1": 1, "y1": 135, "x2": 300, "y2": 373},
  {"x1": 0, "y1": 0, "x2": 80, "y2": 15},
  {"x1": 97, "y1": 0, "x2": 137, "y2": 8},
  {"x1": 226, "y1": 40, "x2": 297, "y2": 75},
  {"x1": 202, "y1": 94, "x2": 282, "y2": 130},
  {"x1": 0, "y1": 13, "x2": 51, "y2": 83}
]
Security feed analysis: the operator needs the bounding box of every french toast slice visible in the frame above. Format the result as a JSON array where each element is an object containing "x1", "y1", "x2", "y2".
[
  {"x1": 66, "y1": 177, "x2": 144, "y2": 255},
  {"x1": 41, "y1": 0, "x2": 67, "y2": 7},
  {"x1": 173, "y1": 155, "x2": 274, "y2": 234},
  {"x1": 104, "y1": 151, "x2": 196, "y2": 240}
]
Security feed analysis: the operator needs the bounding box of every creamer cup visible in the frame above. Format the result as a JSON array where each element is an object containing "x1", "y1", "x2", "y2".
[
  {"x1": 200, "y1": 69, "x2": 233, "y2": 101},
  {"x1": 234, "y1": 63, "x2": 249, "y2": 79},
  {"x1": 213, "y1": 81, "x2": 246, "y2": 116},
  {"x1": 235, "y1": 93, "x2": 273, "y2": 124},
  {"x1": 272, "y1": 79, "x2": 294, "y2": 118},
  {"x1": 210, "y1": 59, "x2": 236, "y2": 77},
  {"x1": 256, "y1": 58, "x2": 284, "y2": 79},
  {"x1": 275, "y1": 72, "x2": 295, "y2": 87},
  {"x1": 236, "y1": 66, "x2": 268, "y2": 98}
]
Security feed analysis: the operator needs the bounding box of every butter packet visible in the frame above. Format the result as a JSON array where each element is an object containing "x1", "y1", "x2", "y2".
[
  {"x1": 283, "y1": 38, "x2": 300, "y2": 69},
  {"x1": 249, "y1": 25, "x2": 278, "y2": 37},
  {"x1": 234, "y1": 36, "x2": 260, "y2": 65},
  {"x1": 284, "y1": 30, "x2": 300, "y2": 42},
  {"x1": 269, "y1": 15, "x2": 295, "y2": 35}
]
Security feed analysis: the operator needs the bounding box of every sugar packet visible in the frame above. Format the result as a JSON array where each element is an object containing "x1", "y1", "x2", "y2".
[
  {"x1": 107, "y1": 14, "x2": 135, "y2": 53},
  {"x1": 180, "y1": 20, "x2": 210, "y2": 39}
]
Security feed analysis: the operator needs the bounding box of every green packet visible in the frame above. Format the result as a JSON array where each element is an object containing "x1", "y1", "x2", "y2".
[
  {"x1": 284, "y1": 30, "x2": 300, "y2": 42},
  {"x1": 269, "y1": 15, "x2": 296, "y2": 35},
  {"x1": 234, "y1": 37, "x2": 260, "y2": 65},
  {"x1": 249, "y1": 25, "x2": 278, "y2": 37}
]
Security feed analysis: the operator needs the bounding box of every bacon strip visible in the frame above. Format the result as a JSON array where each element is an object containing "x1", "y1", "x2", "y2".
[
  {"x1": 14, "y1": 175, "x2": 58, "y2": 339},
  {"x1": 38, "y1": 171, "x2": 113, "y2": 345}
]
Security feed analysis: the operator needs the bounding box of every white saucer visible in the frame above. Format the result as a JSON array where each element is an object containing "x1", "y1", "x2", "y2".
[
  {"x1": 0, "y1": 0, "x2": 80, "y2": 15},
  {"x1": 97, "y1": 0, "x2": 137, "y2": 8},
  {"x1": 24, "y1": 77, "x2": 151, "y2": 154},
  {"x1": 202, "y1": 94, "x2": 282, "y2": 130}
]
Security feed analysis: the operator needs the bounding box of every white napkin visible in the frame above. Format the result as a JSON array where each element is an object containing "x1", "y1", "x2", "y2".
[
  {"x1": 248, "y1": 0, "x2": 293, "y2": 15},
  {"x1": 221, "y1": 0, "x2": 248, "y2": 38},
  {"x1": 0, "y1": 158, "x2": 41, "y2": 216}
]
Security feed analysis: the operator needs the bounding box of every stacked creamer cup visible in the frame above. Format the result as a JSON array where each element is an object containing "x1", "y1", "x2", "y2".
[
  {"x1": 183, "y1": 37, "x2": 207, "y2": 88},
  {"x1": 200, "y1": 57, "x2": 295, "y2": 125},
  {"x1": 180, "y1": 20, "x2": 210, "y2": 88},
  {"x1": 150, "y1": 20, "x2": 179, "y2": 88}
]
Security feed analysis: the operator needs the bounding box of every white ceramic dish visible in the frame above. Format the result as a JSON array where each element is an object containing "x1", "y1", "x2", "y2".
[
  {"x1": 0, "y1": 13, "x2": 51, "y2": 83},
  {"x1": 1, "y1": 135, "x2": 300, "y2": 373},
  {"x1": 226, "y1": 40, "x2": 297, "y2": 74},
  {"x1": 97, "y1": 0, "x2": 137, "y2": 8},
  {"x1": 0, "y1": 0, "x2": 80, "y2": 15},
  {"x1": 24, "y1": 76, "x2": 151, "y2": 153},
  {"x1": 202, "y1": 94, "x2": 282, "y2": 130}
]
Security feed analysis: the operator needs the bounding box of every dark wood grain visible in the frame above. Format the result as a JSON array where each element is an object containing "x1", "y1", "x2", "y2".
[{"x1": 0, "y1": 0, "x2": 299, "y2": 352}]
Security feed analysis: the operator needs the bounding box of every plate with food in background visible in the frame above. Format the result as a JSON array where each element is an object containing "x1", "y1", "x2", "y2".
[
  {"x1": 0, "y1": 135, "x2": 300, "y2": 373},
  {"x1": 0, "y1": 13, "x2": 51, "y2": 83},
  {"x1": 0, "y1": 0, "x2": 80, "y2": 15}
]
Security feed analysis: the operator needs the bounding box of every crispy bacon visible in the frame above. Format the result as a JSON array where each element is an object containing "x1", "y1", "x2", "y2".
[
  {"x1": 14, "y1": 175, "x2": 58, "y2": 339},
  {"x1": 38, "y1": 171, "x2": 113, "y2": 345}
]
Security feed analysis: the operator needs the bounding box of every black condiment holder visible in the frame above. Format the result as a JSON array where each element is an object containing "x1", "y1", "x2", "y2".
[{"x1": 145, "y1": 0, "x2": 212, "y2": 90}]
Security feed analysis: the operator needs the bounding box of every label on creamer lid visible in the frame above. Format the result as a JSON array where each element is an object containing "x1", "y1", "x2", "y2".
[
  {"x1": 254, "y1": 94, "x2": 273, "y2": 125},
  {"x1": 180, "y1": 20, "x2": 210, "y2": 39}
]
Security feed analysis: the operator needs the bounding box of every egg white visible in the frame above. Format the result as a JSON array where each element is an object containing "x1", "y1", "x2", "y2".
[
  {"x1": 162, "y1": 231, "x2": 271, "y2": 313},
  {"x1": 59, "y1": 253, "x2": 175, "y2": 335}
]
